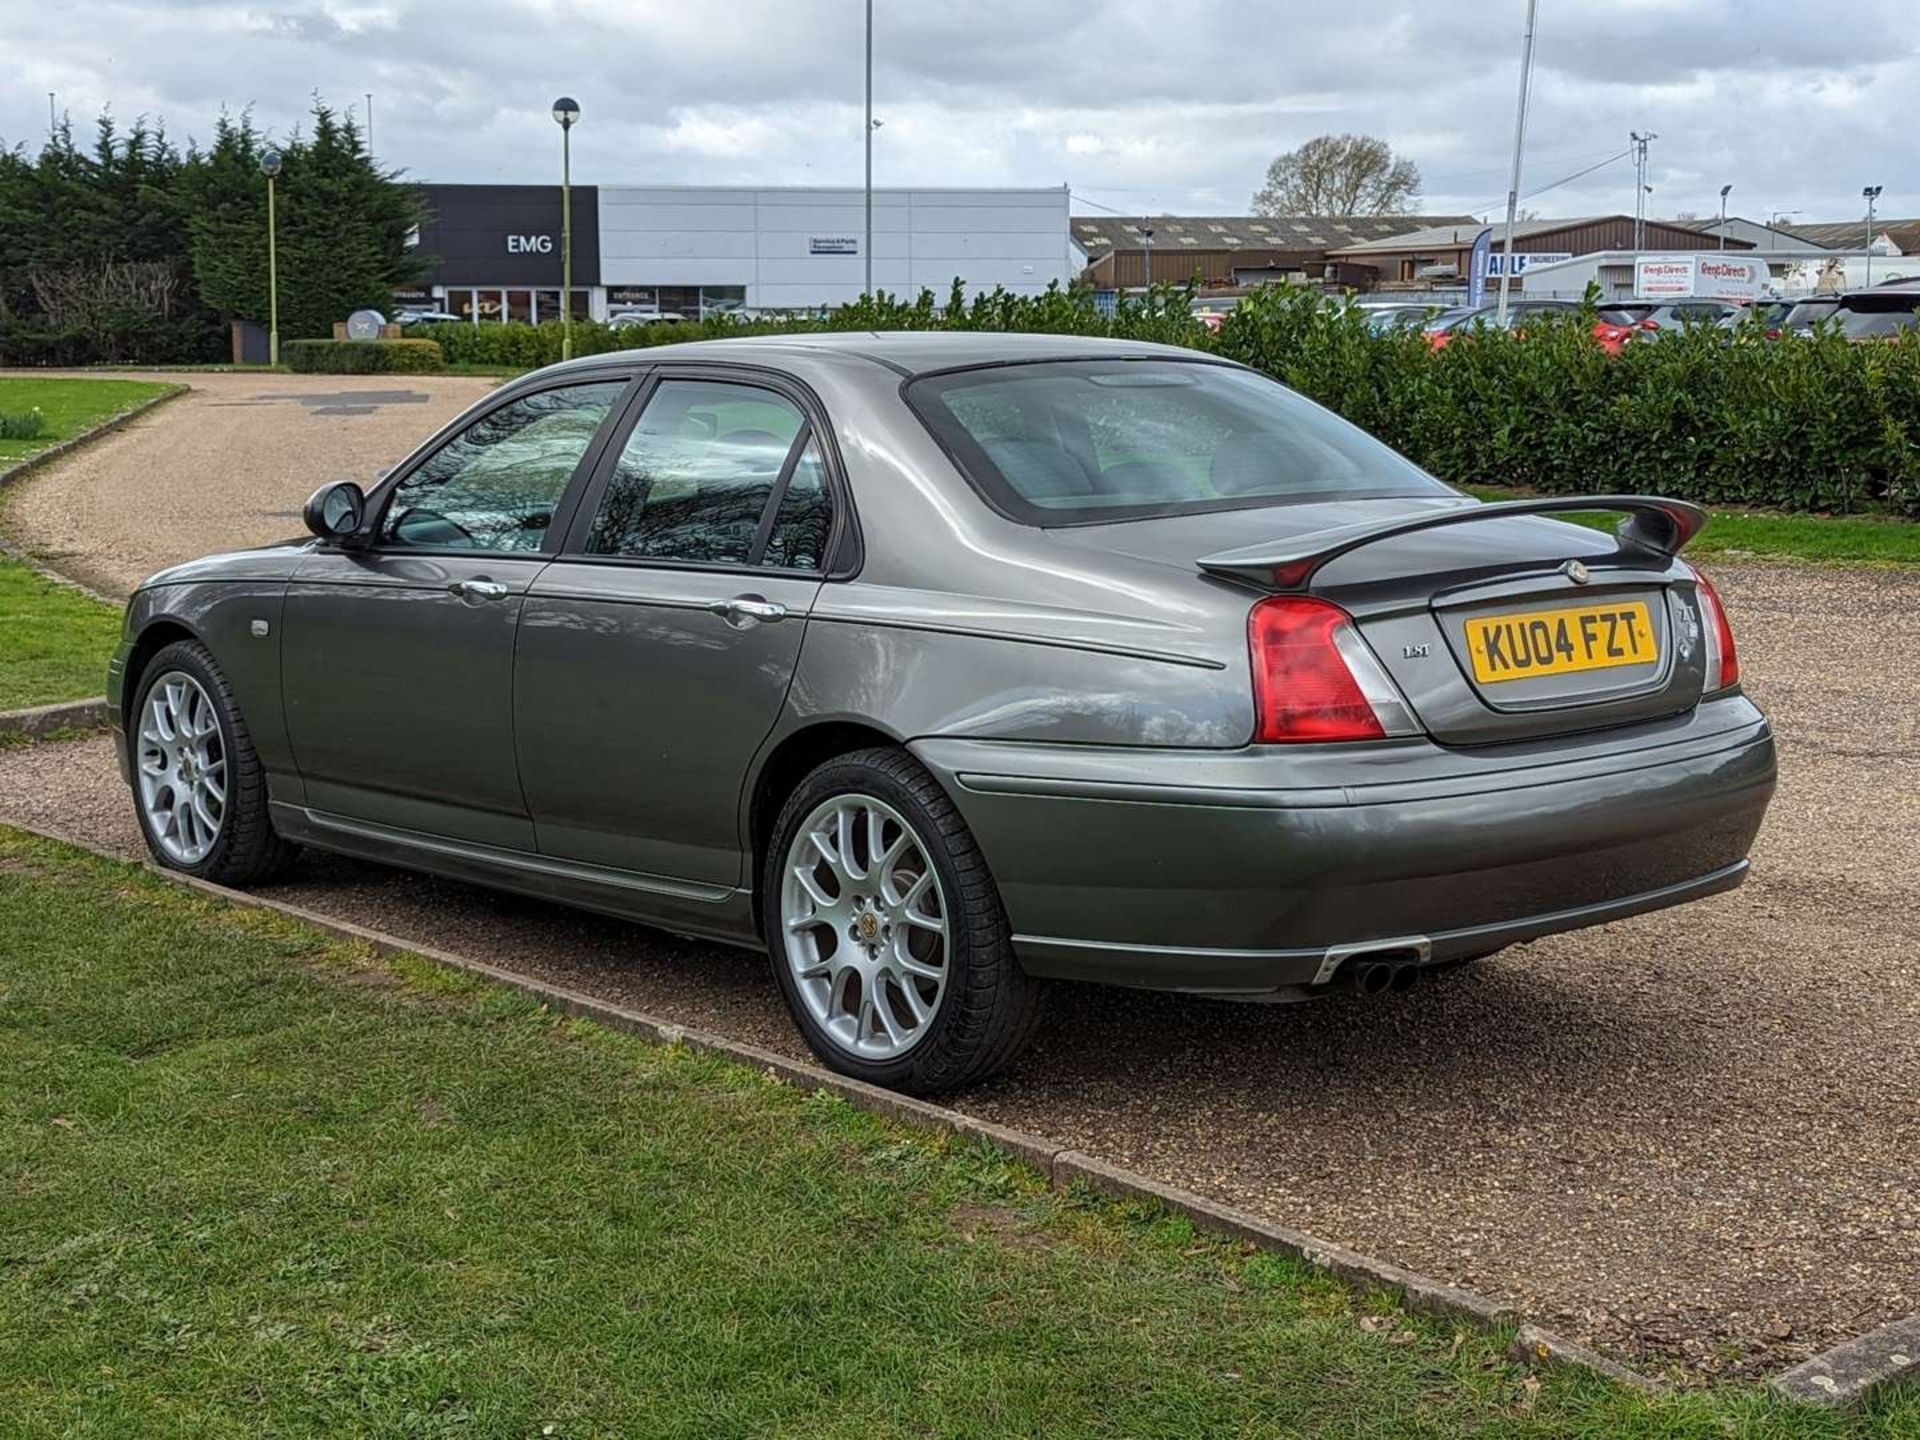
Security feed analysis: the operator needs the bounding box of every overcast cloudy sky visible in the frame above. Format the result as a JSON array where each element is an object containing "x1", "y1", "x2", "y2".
[{"x1": 4, "y1": 0, "x2": 1913, "y2": 225}]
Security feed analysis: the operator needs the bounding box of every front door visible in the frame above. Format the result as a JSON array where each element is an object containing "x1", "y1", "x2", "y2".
[
  {"x1": 516, "y1": 373, "x2": 842, "y2": 884},
  {"x1": 281, "y1": 377, "x2": 631, "y2": 849}
]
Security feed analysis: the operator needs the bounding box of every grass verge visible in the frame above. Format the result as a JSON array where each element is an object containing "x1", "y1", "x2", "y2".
[
  {"x1": 0, "y1": 377, "x2": 179, "y2": 469},
  {"x1": 1, "y1": 827, "x2": 1914, "y2": 1437},
  {"x1": 0, "y1": 559, "x2": 121, "y2": 710},
  {"x1": 1465, "y1": 484, "x2": 1920, "y2": 566}
]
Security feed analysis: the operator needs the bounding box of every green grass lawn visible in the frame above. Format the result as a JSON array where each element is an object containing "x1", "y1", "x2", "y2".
[
  {"x1": 1, "y1": 828, "x2": 1913, "y2": 1438},
  {"x1": 0, "y1": 377, "x2": 180, "y2": 469},
  {"x1": 0, "y1": 559, "x2": 121, "y2": 710},
  {"x1": 1464, "y1": 484, "x2": 1920, "y2": 566}
]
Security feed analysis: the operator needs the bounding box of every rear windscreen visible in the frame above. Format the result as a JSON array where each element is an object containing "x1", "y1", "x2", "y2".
[
  {"x1": 1837, "y1": 306, "x2": 1919, "y2": 338},
  {"x1": 905, "y1": 360, "x2": 1452, "y2": 527}
]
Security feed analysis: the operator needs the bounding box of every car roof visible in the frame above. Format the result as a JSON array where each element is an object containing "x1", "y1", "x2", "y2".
[
  {"x1": 536, "y1": 330, "x2": 1225, "y2": 381},
  {"x1": 1840, "y1": 283, "x2": 1920, "y2": 301}
]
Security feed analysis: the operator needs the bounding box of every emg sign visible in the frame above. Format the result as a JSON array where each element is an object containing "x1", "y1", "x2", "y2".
[{"x1": 507, "y1": 234, "x2": 555, "y2": 254}]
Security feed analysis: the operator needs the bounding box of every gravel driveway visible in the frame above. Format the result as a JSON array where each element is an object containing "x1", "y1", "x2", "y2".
[
  {"x1": 0, "y1": 370, "x2": 495, "y2": 597},
  {"x1": 2, "y1": 380, "x2": 1916, "y2": 1381}
]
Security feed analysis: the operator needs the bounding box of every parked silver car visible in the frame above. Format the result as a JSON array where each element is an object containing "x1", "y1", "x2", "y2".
[{"x1": 111, "y1": 333, "x2": 1776, "y2": 1092}]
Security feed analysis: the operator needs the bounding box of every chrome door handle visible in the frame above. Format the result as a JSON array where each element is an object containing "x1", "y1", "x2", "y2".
[
  {"x1": 448, "y1": 579, "x2": 510, "y2": 600},
  {"x1": 708, "y1": 596, "x2": 788, "y2": 625}
]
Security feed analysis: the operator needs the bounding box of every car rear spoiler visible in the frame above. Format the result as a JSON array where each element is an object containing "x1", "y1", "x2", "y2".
[{"x1": 1195, "y1": 495, "x2": 1708, "y2": 591}]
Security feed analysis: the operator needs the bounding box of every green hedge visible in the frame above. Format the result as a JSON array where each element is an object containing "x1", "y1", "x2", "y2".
[
  {"x1": 1213, "y1": 286, "x2": 1920, "y2": 518},
  {"x1": 282, "y1": 338, "x2": 445, "y2": 374},
  {"x1": 427, "y1": 279, "x2": 1920, "y2": 518},
  {"x1": 416, "y1": 281, "x2": 1205, "y2": 370}
]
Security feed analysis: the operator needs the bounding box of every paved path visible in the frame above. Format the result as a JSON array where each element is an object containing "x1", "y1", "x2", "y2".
[
  {"x1": 2, "y1": 379, "x2": 1917, "y2": 1379},
  {"x1": 0, "y1": 371, "x2": 495, "y2": 598}
]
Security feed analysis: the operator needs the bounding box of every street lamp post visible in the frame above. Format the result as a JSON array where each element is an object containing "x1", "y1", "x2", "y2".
[
  {"x1": 864, "y1": 0, "x2": 873, "y2": 298},
  {"x1": 1863, "y1": 185, "x2": 1883, "y2": 287},
  {"x1": 1143, "y1": 224, "x2": 1154, "y2": 288},
  {"x1": 1718, "y1": 184, "x2": 1732, "y2": 250},
  {"x1": 552, "y1": 97, "x2": 580, "y2": 361},
  {"x1": 260, "y1": 149, "x2": 283, "y2": 366},
  {"x1": 1496, "y1": 0, "x2": 1539, "y2": 325}
]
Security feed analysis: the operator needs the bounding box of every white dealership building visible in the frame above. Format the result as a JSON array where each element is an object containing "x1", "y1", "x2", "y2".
[{"x1": 407, "y1": 182, "x2": 1078, "y2": 321}]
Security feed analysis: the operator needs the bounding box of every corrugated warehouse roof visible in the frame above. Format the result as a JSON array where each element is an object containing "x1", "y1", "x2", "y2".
[
  {"x1": 1782, "y1": 219, "x2": 1920, "y2": 254},
  {"x1": 1327, "y1": 217, "x2": 1618, "y2": 254},
  {"x1": 1071, "y1": 214, "x2": 1476, "y2": 255}
]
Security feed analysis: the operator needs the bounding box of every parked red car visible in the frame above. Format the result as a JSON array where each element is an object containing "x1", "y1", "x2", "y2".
[{"x1": 1424, "y1": 300, "x2": 1634, "y2": 355}]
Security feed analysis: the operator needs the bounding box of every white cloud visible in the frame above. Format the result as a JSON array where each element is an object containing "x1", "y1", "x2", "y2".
[{"x1": 2, "y1": 0, "x2": 1913, "y2": 223}]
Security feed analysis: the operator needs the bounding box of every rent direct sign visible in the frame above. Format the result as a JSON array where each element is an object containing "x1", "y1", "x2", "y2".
[{"x1": 1636, "y1": 255, "x2": 1769, "y2": 300}]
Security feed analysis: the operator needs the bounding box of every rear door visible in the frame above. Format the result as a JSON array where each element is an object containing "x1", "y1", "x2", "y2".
[{"x1": 515, "y1": 369, "x2": 847, "y2": 884}]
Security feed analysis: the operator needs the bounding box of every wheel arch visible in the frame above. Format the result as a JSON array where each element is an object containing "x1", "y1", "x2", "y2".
[
  {"x1": 745, "y1": 719, "x2": 908, "y2": 926},
  {"x1": 121, "y1": 618, "x2": 204, "y2": 730}
]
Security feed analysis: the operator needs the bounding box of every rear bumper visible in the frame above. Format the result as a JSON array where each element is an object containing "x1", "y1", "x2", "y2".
[{"x1": 912, "y1": 697, "x2": 1776, "y2": 994}]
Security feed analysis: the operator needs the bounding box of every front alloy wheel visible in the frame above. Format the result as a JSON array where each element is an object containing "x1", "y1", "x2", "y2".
[
  {"x1": 137, "y1": 670, "x2": 228, "y2": 865},
  {"x1": 128, "y1": 638, "x2": 297, "y2": 886}
]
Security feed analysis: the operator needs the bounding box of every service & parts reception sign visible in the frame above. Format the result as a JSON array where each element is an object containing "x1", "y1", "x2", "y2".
[{"x1": 1635, "y1": 254, "x2": 1769, "y2": 301}]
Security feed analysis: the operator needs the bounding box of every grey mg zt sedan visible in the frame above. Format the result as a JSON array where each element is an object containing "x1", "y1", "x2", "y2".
[{"x1": 112, "y1": 334, "x2": 1775, "y2": 1092}]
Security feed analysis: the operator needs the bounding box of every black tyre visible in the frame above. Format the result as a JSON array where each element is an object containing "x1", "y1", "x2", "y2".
[
  {"x1": 129, "y1": 639, "x2": 298, "y2": 886},
  {"x1": 762, "y1": 747, "x2": 1046, "y2": 1094}
]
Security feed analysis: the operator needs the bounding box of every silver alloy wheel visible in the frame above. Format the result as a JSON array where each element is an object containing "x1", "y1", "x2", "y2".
[
  {"x1": 136, "y1": 670, "x2": 228, "y2": 866},
  {"x1": 780, "y1": 792, "x2": 950, "y2": 1061}
]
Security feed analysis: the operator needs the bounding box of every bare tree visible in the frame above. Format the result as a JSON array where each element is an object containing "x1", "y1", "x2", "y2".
[{"x1": 1251, "y1": 134, "x2": 1422, "y2": 217}]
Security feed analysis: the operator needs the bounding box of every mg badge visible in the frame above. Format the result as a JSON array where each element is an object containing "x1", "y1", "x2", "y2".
[{"x1": 1563, "y1": 559, "x2": 1592, "y2": 586}]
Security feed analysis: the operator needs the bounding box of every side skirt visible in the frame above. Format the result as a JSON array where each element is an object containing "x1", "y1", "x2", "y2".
[{"x1": 267, "y1": 802, "x2": 762, "y2": 950}]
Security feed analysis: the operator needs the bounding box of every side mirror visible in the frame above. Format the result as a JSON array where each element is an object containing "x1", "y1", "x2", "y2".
[{"x1": 303, "y1": 481, "x2": 367, "y2": 540}]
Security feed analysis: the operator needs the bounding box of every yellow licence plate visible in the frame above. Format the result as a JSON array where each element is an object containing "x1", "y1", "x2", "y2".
[{"x1": 1464, "y1": 600, "x2": 1658, "y2": 684}]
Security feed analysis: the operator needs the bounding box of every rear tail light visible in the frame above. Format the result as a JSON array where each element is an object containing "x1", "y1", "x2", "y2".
[
  {"x1": 1248, "y1": 596, "x2": 1416, "y2": 743},
  {"x1": 1688, "y1": 563, "x2": 1740, "y2": 691}
]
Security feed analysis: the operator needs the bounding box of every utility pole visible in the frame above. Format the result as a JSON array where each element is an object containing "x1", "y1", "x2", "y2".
[
  {"x1": 864, "y1": 0, "x2": 873, "y2": 299},
  {"x1": 1496, "y1": 0, "x2": 1539, "y2": 324},
  {"x1": 47, "y1": 92, "x2": 56, "y2": 135},
  {"x1": 365, "y1": 93, "x2": 374, "y2": 162},
  {"x1": 1629, "y1": 131, "x2": 1656, "y2": 255}
]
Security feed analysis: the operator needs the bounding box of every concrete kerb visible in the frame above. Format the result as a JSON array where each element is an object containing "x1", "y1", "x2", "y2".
[
  {"x1": 0, "y1": 810, "x2": 1689, "y2": 1401},
  {"x1": 1768, "y1": 1312, "x2": 1920, "y2": 1409},
  {"x1": 0, "y1": 698, "x2": 109, "y2": 743}
]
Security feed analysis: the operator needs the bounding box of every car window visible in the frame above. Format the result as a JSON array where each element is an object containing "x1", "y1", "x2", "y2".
[
  {"x1": 760, "y1": 435, "x2": 833, "y2": 571},
  {"x1": 908, "y1": 360, "x2": 1451, "y2": 526},
  {"x1": 584, "y1": 379, "x2": 807, "y2": 565},
  {"x1": 382, "y1": 382, "x2": 624, "y2": 551}
]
